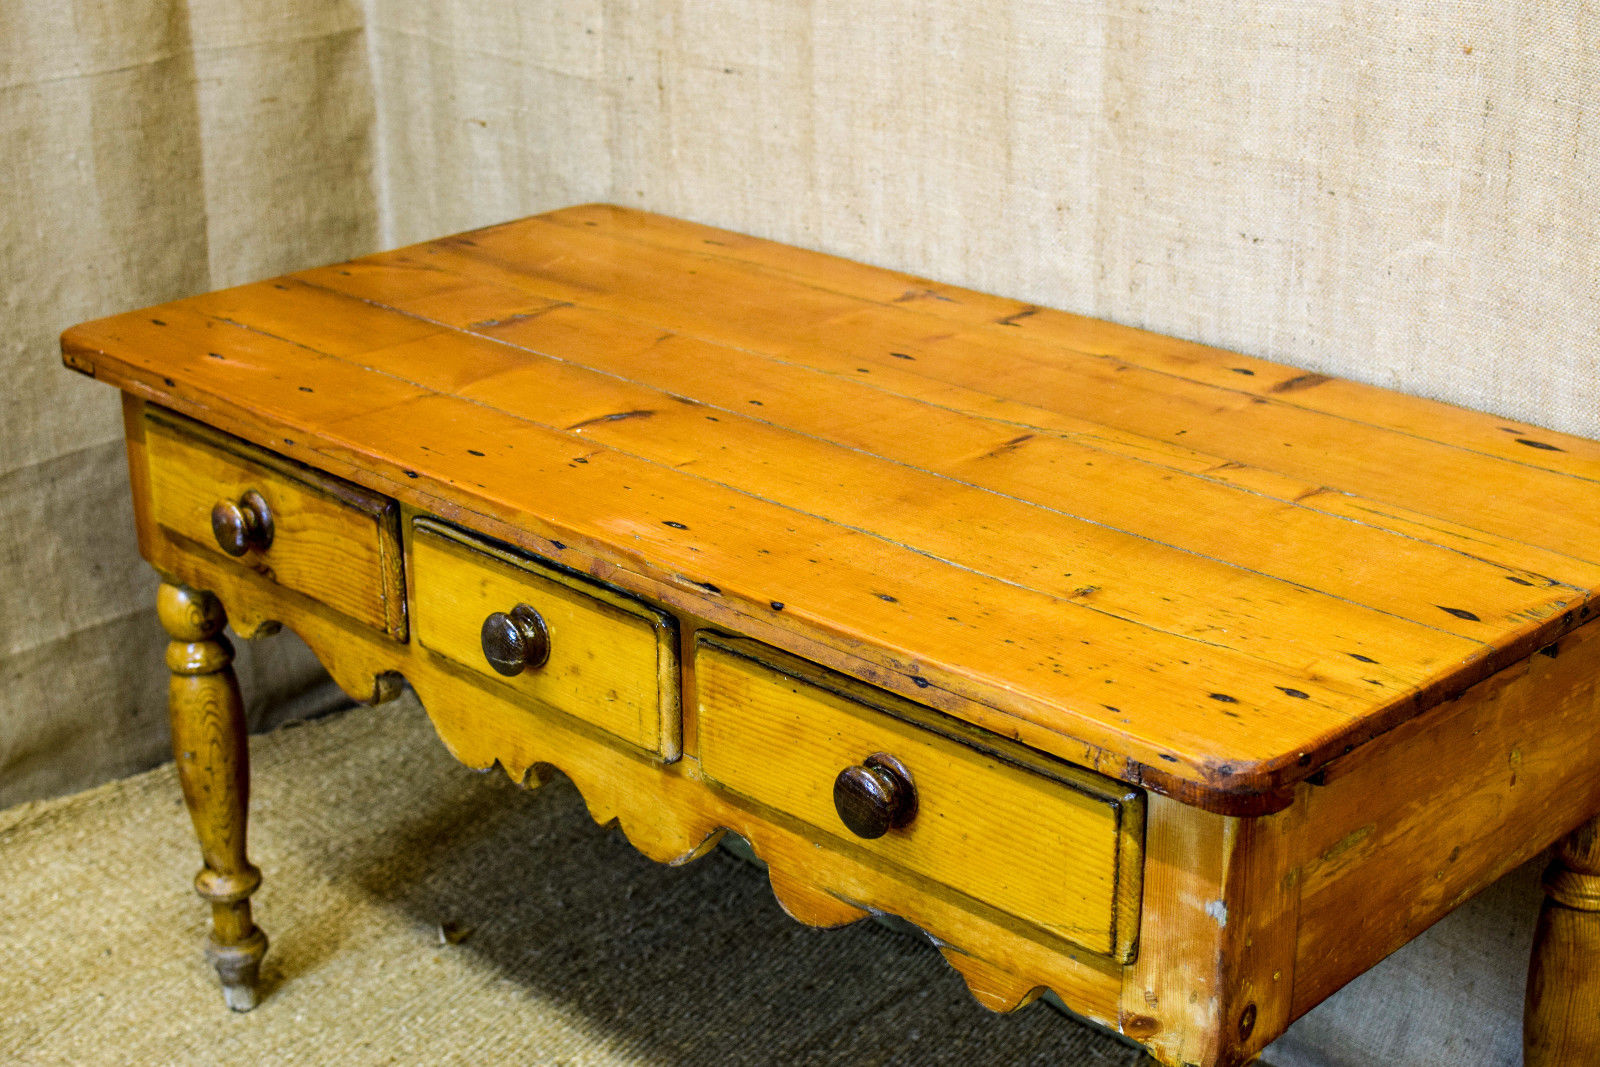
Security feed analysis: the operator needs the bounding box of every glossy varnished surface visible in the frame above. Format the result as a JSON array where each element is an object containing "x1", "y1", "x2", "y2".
[{"x1": 62, "y1": 205, "x2": 1600, "y2": 809}]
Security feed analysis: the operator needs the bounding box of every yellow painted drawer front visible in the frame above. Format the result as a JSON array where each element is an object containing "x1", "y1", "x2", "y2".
[
  {"x1": 143, "y1": 407, "x2": 405, "y2": 638},
  {"x1": 411, "y1": 519, "x2": 679, "y2": 758},
  {"x1": 696, "y1": 635, "x2": 1143, "y2": 960}
]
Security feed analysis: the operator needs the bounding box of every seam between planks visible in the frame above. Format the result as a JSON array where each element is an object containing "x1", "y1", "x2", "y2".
[
  {"x1": 282, "y1": 268, "x2": 1597, "y2": 607},
  {"x1": 202, "y1": 305, "x2": 1454, "y2": 697},
  {"x1": 280, "y1": 279, "x2": 1518, "y2": 652},
  {"x1": 409, "y1": 234, "x2": 1600, "y2": 577},
  {"x1": 532, "y1": 210, "x2": 1600, "y2": 487}
]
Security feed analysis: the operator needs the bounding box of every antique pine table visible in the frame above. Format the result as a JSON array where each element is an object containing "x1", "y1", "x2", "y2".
[{"x1": 62, "y1": 206, "x2": 1600, "y2": 1065}]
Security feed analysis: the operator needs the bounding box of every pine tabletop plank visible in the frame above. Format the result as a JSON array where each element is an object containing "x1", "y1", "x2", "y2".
[{"x1": 62, "y1": 205, "x2": 1600, "y2": 813}]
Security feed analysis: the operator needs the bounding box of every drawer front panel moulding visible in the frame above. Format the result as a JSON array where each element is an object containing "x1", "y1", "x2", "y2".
[
  {"x1": 695, "y1": 633, "x2": 1144, "y2": 962},
  {"x1": 411, "y1": 517, "x2": 681, "y2": 759},
  {"x1": 144, "y1": 405, "x2": 406, "y2": 640}
]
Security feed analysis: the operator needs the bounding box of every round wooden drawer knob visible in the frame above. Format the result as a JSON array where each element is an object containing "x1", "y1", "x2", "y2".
[
  {"x1": 832, "y1": 753, "x2": 917, "y2": 839},
  {"x1": 210, "y1": 490, "x2": 274, "y2": 556},
  {"x1": 480, "y1": 604, "x2": 551, "y2": 676}
]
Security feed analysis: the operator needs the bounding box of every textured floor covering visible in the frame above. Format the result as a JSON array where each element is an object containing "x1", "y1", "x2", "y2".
[{"x1": 0, "y1": 694, "x2": 1154, "y2": 1066}]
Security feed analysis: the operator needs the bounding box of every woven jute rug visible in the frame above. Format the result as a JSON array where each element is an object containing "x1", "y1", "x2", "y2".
[{"x1": 0, "y1": 693, "x2": 1153, "y2": 1066}]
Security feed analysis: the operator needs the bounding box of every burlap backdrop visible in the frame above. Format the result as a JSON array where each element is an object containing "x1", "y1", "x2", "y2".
[
  {"x1": 4, "y1": 5, "x2": 1593, "y2": 1063},
  {"x1": 2, "y1": 2, "x2": 375, "y2": 806}
]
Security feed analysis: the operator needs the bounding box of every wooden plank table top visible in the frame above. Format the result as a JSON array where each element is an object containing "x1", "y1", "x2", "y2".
[{"x1": 62, "y1": 203, "x2": 1600, "y2": 815}]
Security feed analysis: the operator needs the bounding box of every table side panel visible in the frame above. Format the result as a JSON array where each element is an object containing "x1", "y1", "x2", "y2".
[{"x1": 1290, "y1": 616, "x2": 1600, "y2": 1018}]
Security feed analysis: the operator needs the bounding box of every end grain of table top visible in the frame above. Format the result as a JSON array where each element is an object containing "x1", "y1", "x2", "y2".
[{"x1": 61, "y1": 204, "x2": 1600, "y2": 813}]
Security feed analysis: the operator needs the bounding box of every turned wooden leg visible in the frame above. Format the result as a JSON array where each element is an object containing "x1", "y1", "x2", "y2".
[
  {"x1": 158, "y1": 581, "x2": 268, "y2": 1011},
  {"x1": 1526, "y1": 813, "x2": 1600, "y2": 1065}
]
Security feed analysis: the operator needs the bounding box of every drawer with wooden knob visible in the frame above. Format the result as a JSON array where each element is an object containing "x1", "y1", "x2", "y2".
[
  {"x1": 142, "y1": 406, "x2": 406, "y2": 639},
  {"x1": 409, "y1": 518, "x2": 680, "y2": 758},
  {"x1": 695, "y1": 634, "x2": 1145, "y2": 960}
]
